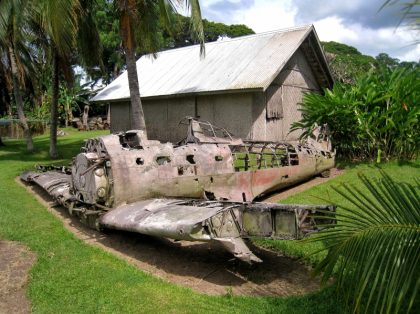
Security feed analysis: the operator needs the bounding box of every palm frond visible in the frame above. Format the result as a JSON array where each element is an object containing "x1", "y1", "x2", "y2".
[
  {"x1": 183, "y1": 0, "x2": 205, "y2": 57},
  {"x1": 35, "y1": 0, "x2": 80, "y2": 56},
  {"x1": 75, "y1": 0, "x2": 103, "y2": 70},
  {"x1": 158, "y1": 0, "x2": 177, "y2": 35},
  {"x1": 310, "y1": 171, "x2": 420, "y2": 313}
]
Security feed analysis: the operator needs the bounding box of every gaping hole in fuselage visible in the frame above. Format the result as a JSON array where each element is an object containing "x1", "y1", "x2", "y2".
[
  {"x1": 205, "y1": 191, "x2": 216, "y2": 200},
  {"x1": 186, "y1": 155, "x2": 196, "y2": 164},
  {"x1": 156, "y1": 156, "x2": 171, "y2": 165}
]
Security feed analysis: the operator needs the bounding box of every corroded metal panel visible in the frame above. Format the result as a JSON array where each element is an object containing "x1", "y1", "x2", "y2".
[
  {"x1": 21, "y1": 118, "x2": 336, "y2": 263},
  {"x1": 92, "y1": 25, "x2": 332, "y2": 102}
]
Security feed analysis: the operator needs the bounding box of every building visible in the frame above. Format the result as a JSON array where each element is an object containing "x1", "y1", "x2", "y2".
[{"x1": 91, "y1": 25, "x2": 333, "y2": 142}]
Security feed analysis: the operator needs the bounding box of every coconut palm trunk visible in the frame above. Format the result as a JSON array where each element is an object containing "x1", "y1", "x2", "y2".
[
  {"x1": 49, "y1": 49, "x2": 59, "y2": 158},
  {"x1": 8, "y1": 45, "x2": 33, "y2": 152},
  {"x1": 125, "y1": 46, "x2": 146, "y2": 132},
  {"x1": 119, "y1": 2, "x2": 146, "y2": 133},
  {"x1": 117, "y1": 0, "x2": 204, "y2": 136}
]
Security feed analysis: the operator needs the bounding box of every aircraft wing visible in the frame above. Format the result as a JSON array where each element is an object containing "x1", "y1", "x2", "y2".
[
  {"x1": 99, "y1": 198, "x2": 335, "y2": 263},
  {"x1": 21, "y1": 170, "x2": 72, "y2": 204},
  {"x1": 21, "y1": 170, "x2": 335, "y2": 263}
]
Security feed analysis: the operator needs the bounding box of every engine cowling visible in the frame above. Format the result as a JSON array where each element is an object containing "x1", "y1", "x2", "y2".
[{"x1": 71, "y1": 152, "x2": 109, "y2": 204}]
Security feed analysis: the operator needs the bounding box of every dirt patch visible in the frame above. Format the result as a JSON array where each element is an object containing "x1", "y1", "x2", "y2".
[
  {"x1": 261, "y1": 168, "x2": 344, "y2": 203},
  {"x1": 0, "y1": 241, "x2": 36, "y2": 314},
  {"x1": 19, "y1": 178, "x2": 325, "y2": 297}
]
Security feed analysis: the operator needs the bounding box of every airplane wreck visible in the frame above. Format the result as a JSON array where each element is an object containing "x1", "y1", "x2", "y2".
[{"x1": 21, "y1": 118, "x2": 336, "y2": 263}]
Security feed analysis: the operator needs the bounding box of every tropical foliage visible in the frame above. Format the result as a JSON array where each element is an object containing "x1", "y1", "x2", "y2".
[
  {"x1": 322, "y1": 41, "x2": 377, "y2": 84},
  {"x1": 309, "y1": 172, "x2": 420, "y2": 313},
  {"x1": 93, "y1": 1, "x2": 254, "y2": 84},
  {"x1": 381, "y1": 0, "x2": 420, "y2": 33},
  {"x1": 0, "y1": 0, "x2": 103, "y2": 156},
  {"x1": 292, "y1": 66, "x2": 420, "y2": 161},
  {"x1": 321, "y1": 42, "x2": 419, "y2": 84},
  {"x1": 115, "y1": 0, "x2": 205, "y2": 132},
  {"x1": 0, "y1": 0, "x2": 35, "y2": 151}
]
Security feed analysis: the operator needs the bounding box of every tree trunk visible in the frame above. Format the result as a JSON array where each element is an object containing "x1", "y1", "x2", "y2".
[
  {"x1": 82, "y1": 105, "x2": 89, "y2": 131},
  {"x1": 49, "y1": 49, "x2": 59, "y2": 159},
  {"x1": 8, "y1": 46, "x2": 34, "y2": 152},
  {"x1": 125, "y1": 47, "x2": 147, "y2": 134}
]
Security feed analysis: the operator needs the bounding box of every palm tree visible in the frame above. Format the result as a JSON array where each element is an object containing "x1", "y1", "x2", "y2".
[
  {"x1": 311, "y1": 172, "x2": 419, "y2": 313},
  {"x1": 35, "y1": 0, "x2": 102, "y2": 158},
  {"x1": 0, "y1": 0, "x2": 35, "y2": 152},
  {"x1": 116, "y1": 0, "x2": 205, "y2": 133},
  {"x1": 381, "y1": 1, "x2": 420, "y2": 34}
]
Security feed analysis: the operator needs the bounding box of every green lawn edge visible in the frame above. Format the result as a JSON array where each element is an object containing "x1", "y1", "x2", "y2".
[{"x1": 3, "y1": 130, "x2": 416, "y2": 313}]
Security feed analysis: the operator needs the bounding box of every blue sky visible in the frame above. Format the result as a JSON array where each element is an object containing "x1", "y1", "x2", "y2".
[{"x1": 199, "y1": 0, "x2": 419, "y2": 61}]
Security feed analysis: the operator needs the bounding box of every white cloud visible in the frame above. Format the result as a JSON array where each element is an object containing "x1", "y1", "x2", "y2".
[
  {"x1": 313, "y1": 16, "x2": 419, "y2": 61},
  {"x1": 230, "y1": 0, "x2": 296, "y2": 32},
  {"x1": 313, "y1": 16, "x2": 359, "y2": 42},
  {"x1": 398, "y1": 45, "x2": 420, "y2": 62},
  {"x1": 199, "y1": 0, "x2": 419, "y2": 61}
]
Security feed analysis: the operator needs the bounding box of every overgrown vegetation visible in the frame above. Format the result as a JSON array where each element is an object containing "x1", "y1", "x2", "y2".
[
  {"x1": 255, "y1": 161, "x2": 420, "y2": 313},
  {"x1": 0, "y1": 0, "x2": 255, "y2": 156},
  {"x1": 310, "y1": 172, "x2": 419, "y2": 313},
  {"x1": 321, "y1": 41, "x2": 419, "y2": 84},
  {"x1": 322, "y1": 41, "x2": 378, "y2": 84},
  {"x1": 292, "y1": 66, "x2": 420, "y2": 161}
]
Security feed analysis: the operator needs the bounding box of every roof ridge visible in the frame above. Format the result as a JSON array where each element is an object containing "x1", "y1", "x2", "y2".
[{"x1": 141, "y1": 24, "x2": 314, "y2": 59}]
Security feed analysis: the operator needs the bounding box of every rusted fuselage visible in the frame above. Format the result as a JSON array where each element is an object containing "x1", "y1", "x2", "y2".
[
  {"x1": 21, "y1": 118, "x2": 335, "y2": 263},
  {"x1": 71, "y1": 119, "x2": 334, "y2": 207}
]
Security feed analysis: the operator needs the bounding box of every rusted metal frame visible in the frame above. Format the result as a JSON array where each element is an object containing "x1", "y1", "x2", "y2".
[
  {"x1": 177, "y1": 199, "x2": 335, "y2": 214},
  {"x1": 245, "y1": 202, "x2": 336, "y2": 212},
  {"x1": 200, "y1": 120, "x2": 233, "y2": 141},
  {"x1": 273, "y1": 143, "x2": 285, "y2": 167},
  {"x1": 35, "y1": 164, "x2": 71, "y2": 174},
  {"x1": 206, "y1": 121, "x2": 217, "y2": 139},
  {"x1": 240, "y1": 142, "x2": 295, "y2": 170},
  {"x1": 245, "y1": 143, "x2": 256, "y2": 171},
  {"x1": 255, "y1": 143, "x2": 265, "y2": 169},
  {"x1": 269, "y1": 208, "x2": 299, "y2": 239},
  {"x1": 231, "y1": 141, "x2": 292, "y2": 171},
  {"x1": 205, "y1": 204, "x2": 241, "y2": 237},
  {"x1": 80, "y1": 158, "x2": 107, "y2": 176},
  {"x1": 229, "y1": 208, "x2": 243, "y2": 237},
  {"x1": 286, "y1": 145, "x2": 291, "y2": 166},
  {"x1": 194, "y1": 141, "x2": 232, "y2": 144},
  {"x1": 192, "y1": 119, "x2": 233, "y2": 142}
]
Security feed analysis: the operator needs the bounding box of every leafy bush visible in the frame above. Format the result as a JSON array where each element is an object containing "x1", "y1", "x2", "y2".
[
  {"x1": 292, "y1": 67, "x2": 420, "y2": 161},
  {"x1": 310, "y1": 172, "x2": 419, "y2": 313}
]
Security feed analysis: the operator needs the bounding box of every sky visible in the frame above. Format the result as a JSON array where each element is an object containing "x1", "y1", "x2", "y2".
[{"x1": 198, "y1": 0, "x2": 420, "y2": 62}]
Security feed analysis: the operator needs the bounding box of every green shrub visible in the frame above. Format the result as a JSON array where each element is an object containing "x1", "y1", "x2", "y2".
[{"x1": 292, "y1": 67, "x2": 420, "y2": 161}]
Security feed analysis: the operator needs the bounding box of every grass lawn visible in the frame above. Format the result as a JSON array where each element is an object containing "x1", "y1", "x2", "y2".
[
  {"x1": 254, "y1": 159, "x2": 419, "y2": 265},
  {"x1": 0, "y1": 130, "x2": 417, "y2": 313}
]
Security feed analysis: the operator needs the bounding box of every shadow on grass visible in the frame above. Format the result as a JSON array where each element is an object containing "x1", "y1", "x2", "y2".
[{"x1": 24, "y1": 181, "x2": 324, "y2": 297}]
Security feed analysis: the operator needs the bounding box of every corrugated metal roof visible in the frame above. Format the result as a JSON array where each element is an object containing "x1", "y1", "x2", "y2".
[{"x1": 92, "y1": 25, "x2": 320, "y2": 102}]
